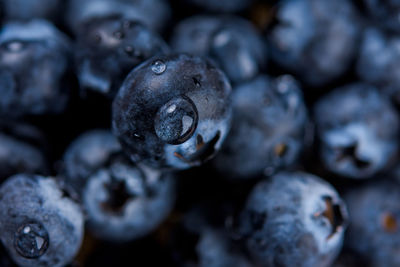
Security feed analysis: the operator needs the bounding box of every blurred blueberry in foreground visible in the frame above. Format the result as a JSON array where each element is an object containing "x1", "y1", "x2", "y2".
[
  {"x1": 112, "y1": 54, "x2": 232, "y2": 169},
  {"x1": 74, "y1": 16, "x2": 169, "y2": 98},
  {"x1": 357, "y1": 27, "x2": 400, "y2": 106},
  {"x1": 0, "y1": 175, "x2": 84, "y2": 267},
  {"x1": 314, "y1": 83, "x2": 399, "y2": 179},
  {"x1": 344, "y1": 179, "x2": 400, "y2": 267},
  {"x1": 67, "y1": 0, "x2": 171, "y2": 34},
  {"x1": 171, "y1": 15, "x2": 267, "y2": 84},
  {"x1": 237, "y1": 172, "x2": 348, "y2": 267},
  {"x1": 268, "y1": 0, "x2": 361, "y2": 86},
  {"x1": 0, "y1": 19, "x2": 71, "y2": 118},
  {"x1": 213, "y1": 74, "x2": 308, "y2": 179}
]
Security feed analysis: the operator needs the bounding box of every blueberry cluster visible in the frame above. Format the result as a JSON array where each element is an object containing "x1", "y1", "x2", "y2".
[{"x1": 0, "y1": 0, "x2": 399, "y2": 267}]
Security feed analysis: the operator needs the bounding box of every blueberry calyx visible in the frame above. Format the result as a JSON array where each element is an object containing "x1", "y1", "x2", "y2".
[
  {"x1": 334, "y1": 143, "x2": 371, "y2": 169},
  {"x1": 101, "y1": 178, "x2": 132, "y2": 215},
  {"x1": 14, "y1": 220, "x2": 49, "y2": 259},
  {"x1": 173, "y1": 130, "x2": 221, "y2": 163},
  {"x1": 315, "y1": 196, "x2": 345, "y2": 240}
]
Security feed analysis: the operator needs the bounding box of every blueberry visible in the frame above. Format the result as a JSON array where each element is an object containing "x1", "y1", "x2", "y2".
[
  {"x1": 83, "y1": 160, "x2": 175, "y2": 242},
  {"x1": 357, "y1": 27, "x2": 400, "y2": 106},
  {"x1": 112, "y1": 54, "x2": 232, "y2": 169},
  {"x1": 363, "y1": 0, "x2": 400, "y2": 34},
  {"x1": 0, "y1": 132, "x2": 48, "y2": 184},
  {"x1": 169, "y1": 205, "x2": 252, "y2": 267},
  {"x1": 183, "y1": 0, "x2": 254, "y2": 13},
  {"x1": 213, "y1": 74, "x2": 308, "y2": 179},
  {"x1": 63, "y1": 130, "x2": 121, "y2": 196},
  {"x1": 75, "y1": 16, "x2": 169, "y2": 98},
  {"x1": 196, "y1": 229, "x2": 252, "y2": 267},
  {"x1": 344, "y1": 180, "x2": 400, "y2": 267},
  {"x1": 171, "y1": 15, "x2": 267, "y2": 84},
  {"x1": 0, "y1": 19, "x2": 71, "y2": 117},
  {"x1": 268, "y1": 0, "x2": 361, "y2": 86},
  {"x1": 0, "y1": 174, "x2": 84, "y2": 267},
  {"x1": 314, "y1": 83, "x2": 399, "y2": 179},
  {"x1": 237, "y1": 172, "x2": 348, "y2": 267},
  {"x1": 1, "y1": 0, "x2": 63, "y2": 21},
  {"x1": 67, "y1": 0, "x2": 171, "y2": 34}
]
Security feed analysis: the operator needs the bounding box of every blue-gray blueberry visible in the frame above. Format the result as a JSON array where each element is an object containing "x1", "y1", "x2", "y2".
[
  {"x1": 237, "y1": 172, "x2": 348, "y2": 267},
  {"x1": 74, "y1": 16, "x2": 169, "y2": 98},
  {"x1": 171, "y1": 15, "x2": 266, "y2": 84},
  {"x1": 112, "y1": 54, "x2": 232, "y2": 169},
  {"x1": 213, "y1": 74, "x2": 308, "y2": 179},
  {"x1": 0, "y1": 175, "x2": 84, "y2": 267},
  {"x1": 67, "y1": 0, "x2": 171, "y2": 34},
  {"x1": 344, "y1": 180, "x2": 400, "y2": 267},
  {"x1": 268, "y1": 0, "x2": 361, "y2": 86},
  {"x1": 0, "y1": 19, "x2": 71, "y2": 117},
  {"x1": 314, "y1": 83, "x2": 399, "y2": 179}
]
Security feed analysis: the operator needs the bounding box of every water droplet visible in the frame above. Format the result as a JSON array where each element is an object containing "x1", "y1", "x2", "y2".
[
  {"x1": 154, "y1": 96, "x2": 198, "y2": 144},
  {"x1": 151, "y1": 60, "x2": 166, "y2": 75},
  {"x1": 14, "y1": 221, "x2": 49, "y2": 259}
]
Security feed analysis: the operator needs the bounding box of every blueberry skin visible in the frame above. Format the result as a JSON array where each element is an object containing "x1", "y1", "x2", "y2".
[
  {"x1": 0, "y1": 175, "x2": 84, "y2": 267},
  {"x1": 63, "y1": 130, "x2": 121, "y2": 196},
  {"x1": 75, "y1": 16, "x2": 169, "y2": 98},
  {"x1": 1, "y1": 0, "x2": 62, "y2": 21},
  {"x1": 314, "y1": 83, "x2": 399, "y2": 179},
  {"x1": 184, "y1": 0, "x2": 254, "y2": 12},
  {"x1": 363, "y1": 0, "x2": 400, "y2": 34},
  {"x1": 171, "y1": 206, "x2": 252, "y2": 267},
  {"x1": 268, "y1": 0, "x2": 360, "y2": 86},
  {"x1": 0, "y1": 20, "x2": 71, "y2": 118},
  {"x1": 357, "y1": 28, "x2": 400, "y2": 105},
  {"x1": 83, "y1": 161, "x2": 175, "y2": 242},
  {"x1": 112, "y1": 54, "x2": 232, "y2": 169},
  {"x1": 196, "y1": 229, "x2": 252, "y2": 267},
  {"x1": 171, "y1": 15, "x2": 267, "y2": 84},
  {"x1": 213, "y1": 74, "x2": 308, "y2": 179},
  {"x1": 344, "y1": 180, "x2": 400, "y2": 267},
  {"x1": 0, "y1": 132, "x2": 47, "y2": 184},
  {"x1": 238, "y1": 172, "x2": 348, "y2": 267},
  {"x1": 67, "y1": 0, "x2": 171, "y2": 34}
]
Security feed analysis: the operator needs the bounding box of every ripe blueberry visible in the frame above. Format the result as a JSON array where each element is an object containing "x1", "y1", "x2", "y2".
[{"x1": 112, "y1": 54, "x2": 232, "y2": 169}]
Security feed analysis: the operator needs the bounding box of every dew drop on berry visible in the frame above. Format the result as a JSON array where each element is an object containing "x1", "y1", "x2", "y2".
[
  {"x1": 151, "y1": 60, "x2": 166, "y2": 74},
  {"x1": 154, "y1": 96, "x2": 198, "y2": 144},
  {"x1": 14, "y1": 221, "x2": 49, "y2": 259}
]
